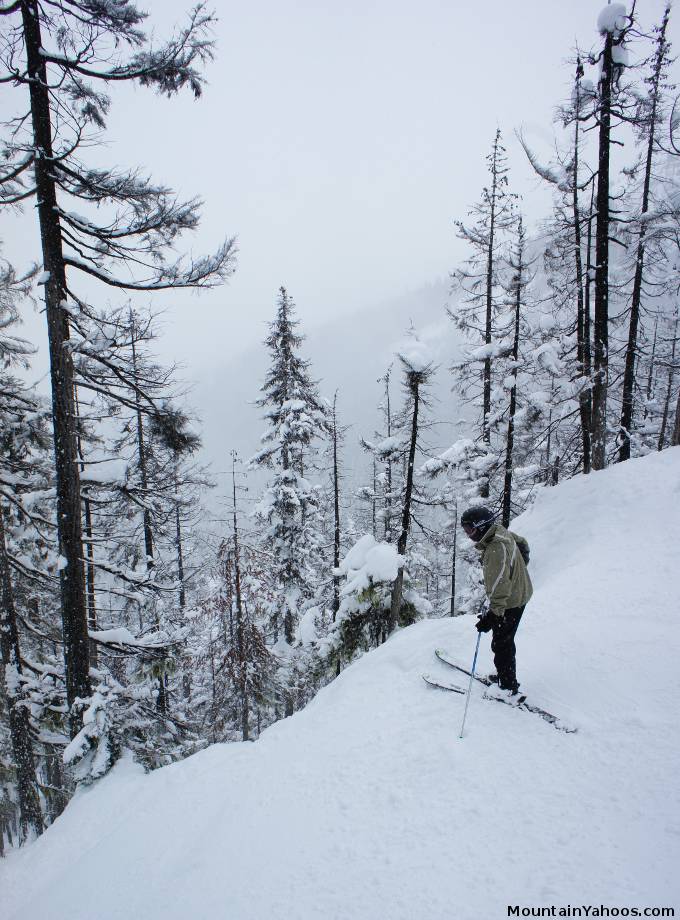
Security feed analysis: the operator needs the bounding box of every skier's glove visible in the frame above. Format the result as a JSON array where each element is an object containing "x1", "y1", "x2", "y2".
[{"x1": 476, "y1": 612, "x2": 494, "y2": 633}]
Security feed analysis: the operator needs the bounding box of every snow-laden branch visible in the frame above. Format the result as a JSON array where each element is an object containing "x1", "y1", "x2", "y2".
[
  {"x1": 41, "y1": 5, "x2": 217, "y2": 100},
  {"x1": 64, "y1": 237, "x2": 237, "y2": 290}
]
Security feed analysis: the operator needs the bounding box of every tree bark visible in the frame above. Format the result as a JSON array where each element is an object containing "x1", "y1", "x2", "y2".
[
  {"x1": 388, "y1": 381, "x2": 420, "y2": 633},
  {"x1": 573, "y1": 59, "x2": 592, "y2": 474},
  {"x1": 671, "y1": 385, "x2": 680, "y2": 447},
  {"x1": 129, "y1": 313, "x2": 155, "y2": 572},
  {"x1": 618, "y1": 7, "x2": 669, "y2": 462},
  {"x1": 481, "y1": 131, "x2": 502, "y2": 496},
  {"x1": 383, "y1": 370, "x2": 393, "y2": 541},
  {"x1": 231, "y1": 458, "x2": 248, "y2": 741},
  {"x1": 659, "y1": 315, "x2": 679, "y2": 450},
  {"x1": 502, "y1": 220, "x2": 523, "y2": 528},
  {"x1": 591, "y1": 29, "x2": 613, "y2": 471},
  {"x1": 331, "y1": 394, "x2": 341, "y2": 622},
  {"x1": 74, "y1": 388, "x2": 97, "y2": 666},
  {"x1": 449, "y1": 512, "x2": 457, "y2": 618},
  {"x1": 21, "y1": 0, "x2": 90, "y2": 729}
]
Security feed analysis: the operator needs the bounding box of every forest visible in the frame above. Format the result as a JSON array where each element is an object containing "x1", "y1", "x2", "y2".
[{"x1": 1, "y1": 0, "x2": 679, "y2": 853}]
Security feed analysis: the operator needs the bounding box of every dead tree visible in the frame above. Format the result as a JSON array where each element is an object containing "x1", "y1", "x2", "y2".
[{"x1": 387, "y1": 350, "x2": 434, "y2": 634}]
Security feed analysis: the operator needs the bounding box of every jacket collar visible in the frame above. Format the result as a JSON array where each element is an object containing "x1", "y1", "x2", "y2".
[{"x1": 476, "y1": 522, "x2": 500, "y2": 552}]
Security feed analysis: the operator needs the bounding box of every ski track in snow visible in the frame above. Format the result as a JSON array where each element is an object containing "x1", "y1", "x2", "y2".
[{"x1": 2, "y1": 449, "x2": 680, "y2": 920}]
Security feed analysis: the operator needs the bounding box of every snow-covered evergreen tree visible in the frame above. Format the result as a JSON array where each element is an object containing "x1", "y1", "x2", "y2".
[{"x1": 250, "y1": 288, "x2": 328, "y2": 714}]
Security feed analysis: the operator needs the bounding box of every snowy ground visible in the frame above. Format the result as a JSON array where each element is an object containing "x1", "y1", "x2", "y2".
[{"x1": 3, "y1": 449, "x2": 680, "y2": 920}]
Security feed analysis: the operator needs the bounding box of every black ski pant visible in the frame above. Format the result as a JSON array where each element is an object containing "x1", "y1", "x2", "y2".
[{"x1": 491, "y1": 605, "x2": 525, "y2": 692}]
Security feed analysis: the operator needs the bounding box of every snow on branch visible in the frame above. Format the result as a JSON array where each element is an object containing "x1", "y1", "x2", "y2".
[
  {"x1": 64, "y1": 237, "x2": 237, "y2": 290},
  {"x1": 516, "y1": 130, "x2": 570, "y2": 192},
  {"x1": 597, "y1": 3, "x2": 629, "y2": 36},
  {"x1": 57, "y1": 5, "x2": 218, "y2": 99}
]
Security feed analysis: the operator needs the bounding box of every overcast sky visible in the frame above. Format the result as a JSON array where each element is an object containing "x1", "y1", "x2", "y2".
[{"x1": 3, "y1": 0, "x2": 680, "y2": 471}]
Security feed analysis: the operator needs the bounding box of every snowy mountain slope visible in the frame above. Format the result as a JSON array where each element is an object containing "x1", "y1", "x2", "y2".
[{"x1": 3, "y1": 449, "x2": 679, "y2": 920}]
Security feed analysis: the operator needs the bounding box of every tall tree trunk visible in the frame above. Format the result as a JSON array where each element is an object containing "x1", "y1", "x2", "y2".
[
  {"x1": 658, "y1": 314, "x2": 678, "y2": 450},
  {"x1": 591, "y1": 29, "x2": 613, "y2": 471},
  {"x1": 383, "y1": 369, "x2": 393, "y2": 541},
  {"x1": 481, "y1": 130, "x2": 502, "y2": 497},
  {"x1": 618, "y1": 6, "x2": 669, "y2": 462},
  {"x1": 174, "y1": 462, "x2": 192, "y2": 702},
  {"x1": 128, "y1": 312, "x2": 166, "y2": 713},
  {"x1": 449, "y1": 502, "x2": 457, "y2": 617},
  {"x1": 645, "y1": 317, "x2": 659, "y2": 417},
  {"x1": 174, "y1": 465, "x2": 186, "y2": 611},
  {"x1": 231, "y1": 456, "x2": 248, "y2": 741},
  {"x1": 388, "y1": 381, "x2": 420, "y2": 633},
  {"x1": 371, "y1": 458, "x2": 377, "y2": 539},
  {"x1": 21, "y1": 0, "x2": 90, "y2": 729},
  {"x1": 671, "y1": 386, "x2": 680, "y2": 447},
  {"x1": 0, "y1": 507, "x2": 44, "y2": 840},
  {"x1": 502, "y1": 221, "x2": 523, "y2": 528},
  {"x1": 74, "y1": 388, "x2": 97, "y2": 666},
  {"x1": 129, "y1": 312, "x2": 155, "y2": 572},
  {"x1": 331, "y1": 394, "x2": 341, "y2": 622},
  {"x1": 573, "y1": 58, "x2": 592, "y2": 474},
  {"x1": 583, "y1": 185, "x2": 595, "y2": 473}
]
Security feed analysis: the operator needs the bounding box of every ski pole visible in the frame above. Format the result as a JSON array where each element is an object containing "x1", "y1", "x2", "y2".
[{"x1": 459, "y1": 631, "x2": 481, "y2": 740}]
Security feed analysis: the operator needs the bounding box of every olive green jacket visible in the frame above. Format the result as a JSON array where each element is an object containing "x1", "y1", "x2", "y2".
[{"x1": 476, "y1": 524, "x2": 533, "y2": 618}]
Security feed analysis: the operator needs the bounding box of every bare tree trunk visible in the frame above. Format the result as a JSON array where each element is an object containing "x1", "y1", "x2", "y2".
[
  {"x1": 74, "y1": 388, "x2": 97, "y2": 666},
  {"x1": 449, "y1": 505, "x2": 457, "y2": 617},
  {"x1": 619, "y1": 7, "x2": 669, "y2": 462},
  {"x1": 383, "y1": 369, "x2": 393, "y2": 541},
  {"x1": 129, "y1": 312, "x2": 155, "y2": 573},
  {"x1": 174, "y1": 465, "x2": 186, "y2": 611},
  {"x1": 128, "y1": 311, "x2": 167, "y2": 713},
  {"x1": 573, "y1": 58, "x2": 592, "y2": 474},
  {"x1": 388, "y1": 382, "x2": 420, "y2": 633},
  {"x1": 659, "y1": 314, "x2": 679, "y2": 449},
  {"x1": 0, "y1": 506, "x2": 44, "y2": 840},
  {"x1": 502, "y1": 220, "x2": 523, "y2": 528},
  {"x1": 21, "y1": 0, "x2": 90, "y2": 729},
  {"x1": 231, "y1": 456, "x2": 248, "y2": 741},
  {"x1": 591, "y1": 29, "x2": 613, "y2": 471},
  {"x1": 173, "y1": 462, "x2": 192, "y2": 702},
  {"x1": 481, "y1": 130, "x2": 502, "y2": 496},
  {"x1": 583, "y1": 185, "x2": 595, "y2": 473},
  {"x1": 645, "y1": 317, "x2": 659, "y2": 417},
  {"x1": 331, "y1": 394, "x2": 341, "y2": 622},
  {"x1": 371, "y1": 458, "x2": 377, "y2": 539},
  {"x1": 671, "y1": 385, "x2": 680, "y2": 447}
]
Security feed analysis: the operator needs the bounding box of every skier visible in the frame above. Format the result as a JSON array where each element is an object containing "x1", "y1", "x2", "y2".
[{"x1": 460, "y1": 506, "x2": 533, "y2": 695}]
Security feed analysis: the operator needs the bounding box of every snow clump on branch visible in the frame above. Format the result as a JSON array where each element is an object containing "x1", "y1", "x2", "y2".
[{"x1": 597, "y1": 4, "x2": 628, "y2": 36}]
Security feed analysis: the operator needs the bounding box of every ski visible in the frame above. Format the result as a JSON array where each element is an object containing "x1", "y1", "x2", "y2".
[
  {"x1": 435, "y1": 648, "x2": 493, "y2": 686},
  {"x1": 482, "y1": 689, "x2": 576, "y2": 733},
  {"x1": 422, "y1": 674, "x2": 466, "y2": 694},
  {"x1": 434, "y1": 649, "x2": 577, "y2": 734}
]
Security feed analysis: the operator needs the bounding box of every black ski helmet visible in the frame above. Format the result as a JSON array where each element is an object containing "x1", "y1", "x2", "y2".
[{"x1": 460, "y1": 505, "x2": 495, "y2": 536}]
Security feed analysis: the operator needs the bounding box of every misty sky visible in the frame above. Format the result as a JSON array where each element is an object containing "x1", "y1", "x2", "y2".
[{"x1": 2, "y1": 0, "x2": 679, "y2": 481}]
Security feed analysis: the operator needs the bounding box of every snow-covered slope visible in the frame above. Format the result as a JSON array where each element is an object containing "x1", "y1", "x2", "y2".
[{"x1": 3, "y1": 449, "x2": 680, "y2": 920}]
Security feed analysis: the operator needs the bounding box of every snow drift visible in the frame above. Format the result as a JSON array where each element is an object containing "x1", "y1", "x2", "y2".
[{"x1": 2, "y1": 449, "x2": 680, "y2": 920}]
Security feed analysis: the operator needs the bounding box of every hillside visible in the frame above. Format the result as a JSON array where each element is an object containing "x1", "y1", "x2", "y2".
[{"x1": 2, "y1": 449, "x2": 679, "y2": 920}]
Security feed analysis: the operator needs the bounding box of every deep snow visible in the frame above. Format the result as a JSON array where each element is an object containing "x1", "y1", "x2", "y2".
[{"x1": 2, "y1": 449, "x2": 680, "y2": 920}]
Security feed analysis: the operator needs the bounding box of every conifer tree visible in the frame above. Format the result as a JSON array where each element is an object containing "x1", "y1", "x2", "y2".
[
  {"x1": 250, "y1": 288, "x2": 328, "y2": 714},
  {"x1": 0, "y1": 1, "x2": 236, "y2": 732},
  {"x1": 452, "y1": 129, "x2": 516, "y2": 487},
  {"x1": 0, "y1": 257, "x2": 47, "y2": 843}
]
